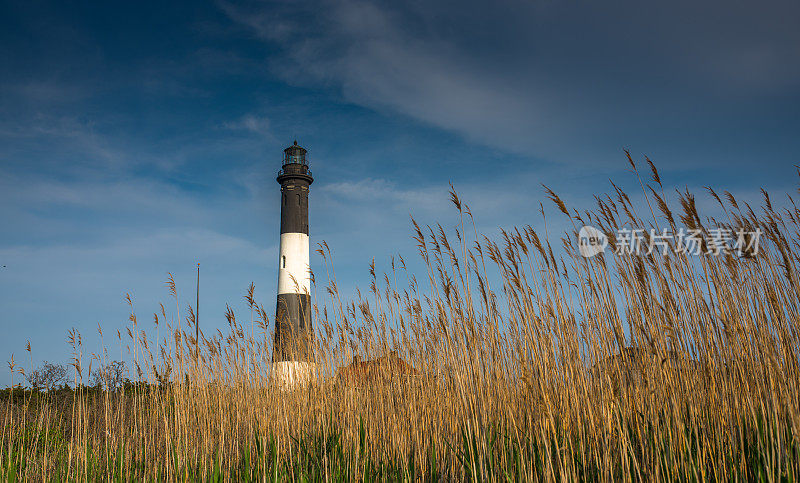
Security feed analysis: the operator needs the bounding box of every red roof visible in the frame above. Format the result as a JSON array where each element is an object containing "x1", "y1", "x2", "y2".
[{"x1": 335, "y1": 351, "x2": 418, "y2": 387}]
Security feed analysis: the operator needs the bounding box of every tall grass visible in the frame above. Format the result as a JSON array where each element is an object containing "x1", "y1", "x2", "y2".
[{"x1": 2, "y1": 158, "x2": 799, "y2": 481}]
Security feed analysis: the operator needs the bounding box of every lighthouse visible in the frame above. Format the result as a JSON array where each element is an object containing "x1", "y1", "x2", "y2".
[{"x1": 272, "y1": 141, "x2": 315, "y2": 388}]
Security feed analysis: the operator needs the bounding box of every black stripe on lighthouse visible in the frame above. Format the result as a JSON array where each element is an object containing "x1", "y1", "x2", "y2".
[{"x1": 274, "y1": 142, "x2": 314, "y2": 365}]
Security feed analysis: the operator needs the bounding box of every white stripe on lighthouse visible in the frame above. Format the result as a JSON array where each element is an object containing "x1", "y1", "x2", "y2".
[{"x1": 277, "y1": 232, "x2": 310, "y2": 295}]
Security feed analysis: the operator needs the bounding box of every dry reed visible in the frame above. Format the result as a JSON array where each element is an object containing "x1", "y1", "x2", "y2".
[{"x1": 2, "y1": 158, "x2": 799, "y2": 481}]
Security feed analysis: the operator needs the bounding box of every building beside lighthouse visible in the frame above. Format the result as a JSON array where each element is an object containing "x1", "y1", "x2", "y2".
[{"x1": 272, "y1": 141, "x2": 315, "y2": 389}]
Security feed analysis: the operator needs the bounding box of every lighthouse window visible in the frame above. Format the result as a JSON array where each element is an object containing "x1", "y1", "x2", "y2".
[
  {"x1": 297, "y1": 194, "x2": 301, "y2": 205},
  {"x1": 282, "y1": 256, "x2": 286, "y2": 268}
]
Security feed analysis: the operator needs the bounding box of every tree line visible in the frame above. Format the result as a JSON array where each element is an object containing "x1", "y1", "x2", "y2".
[{"x1": 18, "y1": 360, "x2": 127, "y2": 391}]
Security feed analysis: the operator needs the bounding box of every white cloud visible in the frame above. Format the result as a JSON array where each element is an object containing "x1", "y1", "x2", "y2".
[
  {"x1": 221, "y1": 0, "x2": 800, "y2": 166},
  {"x1": 0, "y1": 228, "x2": 272, "y2": 267},
  {"x1": 223, "y1": 114, "x2": 273, "y2": 136}
]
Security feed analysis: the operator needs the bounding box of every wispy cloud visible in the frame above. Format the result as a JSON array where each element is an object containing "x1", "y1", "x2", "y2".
[
  {"x1": 222, "y1": 114, "x2": 273, "y2": 136},
  {"x1": 0, "y1": 228, "x2": 272, "y2": 266},
  {"x1": 222, "y1": 0, "x2": 800, "y2": 166}
]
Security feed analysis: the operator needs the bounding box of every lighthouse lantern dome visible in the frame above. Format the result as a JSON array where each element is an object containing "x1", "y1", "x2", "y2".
[{"x1": 283, "y1": 140, "x2": 308, "y2": 166}]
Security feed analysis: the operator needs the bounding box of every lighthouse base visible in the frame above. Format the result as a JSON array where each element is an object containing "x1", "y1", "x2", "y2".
[{"x1": 271, "y1": 361, "x2": 316, "y2": 391}]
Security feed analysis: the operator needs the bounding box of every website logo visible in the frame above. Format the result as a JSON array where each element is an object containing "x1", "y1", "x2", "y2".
[{"x1": 578, "y1": 226, "x2": 608, "y2": 258}]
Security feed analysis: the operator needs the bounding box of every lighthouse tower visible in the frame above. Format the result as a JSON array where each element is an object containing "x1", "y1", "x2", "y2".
[{"x1": 272, "y1": 141, "x2": 315, "y2": 388}]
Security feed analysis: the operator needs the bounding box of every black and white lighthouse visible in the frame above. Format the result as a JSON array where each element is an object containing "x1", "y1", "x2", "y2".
[{"x1": 273, "y1": 141, "x2": 314, "y2": 387}]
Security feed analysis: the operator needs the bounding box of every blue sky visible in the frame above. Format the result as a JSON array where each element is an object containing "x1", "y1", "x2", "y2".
[{"x1": 1, "y1": 0, "x2": 798, "y2": 385}]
